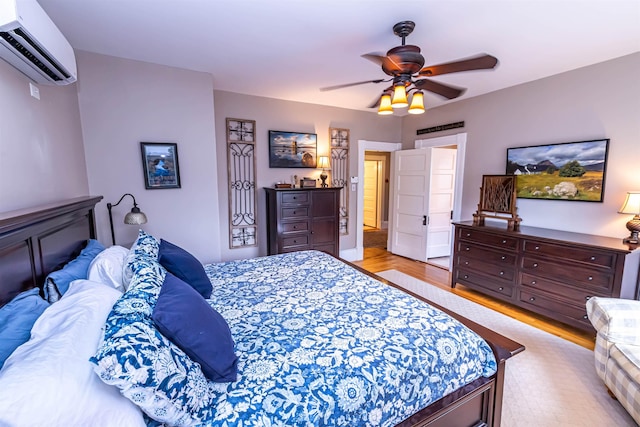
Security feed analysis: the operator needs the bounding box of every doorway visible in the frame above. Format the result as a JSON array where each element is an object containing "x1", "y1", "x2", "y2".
[
  {"x1": 354, "y1": 134, "x2": 467, "y2": 269},
  {"x1": 363, "y1": 152, "x2": 390, "y2": 249}
]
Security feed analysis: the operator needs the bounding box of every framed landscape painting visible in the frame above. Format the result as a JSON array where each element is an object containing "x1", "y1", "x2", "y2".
[
  {"x1": 506, "y1": 139, "x2": 609, "y2": 202},
  {"x1": 268, "y1": 130, "x2": 317, "y2": 168}
]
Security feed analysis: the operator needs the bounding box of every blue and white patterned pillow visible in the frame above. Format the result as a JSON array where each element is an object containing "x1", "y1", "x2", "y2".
[
  {"x1": 92, "y1": 256, "x2": 216, "y2": 426},
  {"x1": 122, "y1": 230, "x2": 160, "y2": 289}
]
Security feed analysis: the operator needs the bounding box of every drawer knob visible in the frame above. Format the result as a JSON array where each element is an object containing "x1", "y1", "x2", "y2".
[
  {"x1": 463, "y1": 275, "x2": 469, "y2": 279},
  {"x1": 499, "y1": 271, "x2": 505, "y2": 276},
  {"x1": 533, "y1": 263, "x2": 538, "y2": 268},
  {"x1": 502, "y1": 240, "x2": 507, "y2": 244},
  {"x1": 529, "y1": 297, "x2": 536, "y2": 302},
  {"x1": 531, "y1": 280, "x2": 537, "y2": 285},
  {"x1": 590, "y1": 256, "x2": 596, "y2": 261},
  {"x1": 534, "y1": 246, "x2": 540, "y2": 250},
  {"x1": 588, "y1": 276, "x2": 593, "y2": 281},
  {"x1": 498, "y1": 287, "x2": 504, "y2": 291},
  {"x1": 501, "y1": 255, "x2": 506, "y2": 260},
  {"x1": 464, "y1": 261, "x2": 469, "y2": 265},
  {"x1": 585, "y1": 296, "x2": 592, "y2": 301},
  {"x1": 466, "y1": 233, "x2": 471, "y2": 237},
  {"x1": 583, "y1": 314, "x2": 588, "y2": 320},
  {"x1": 465, "y1": 247, "x2": 470, "y2": 251}
]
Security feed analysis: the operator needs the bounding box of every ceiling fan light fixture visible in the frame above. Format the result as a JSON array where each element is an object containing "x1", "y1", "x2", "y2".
[
  {"x1": 391, "y1": 84, "x2": 408, "y2": 108},
  {"x1": 408, "y1": 91, "x2": 425, "y2": 114},
  {"x1": 378, "y1": 94, "x2": 393, "y2": 115}
]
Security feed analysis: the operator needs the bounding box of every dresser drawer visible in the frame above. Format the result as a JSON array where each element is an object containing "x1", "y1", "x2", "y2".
[
  {"x1": 518, "y1": 289, "x2": 590, "y2": 327},
  {"x1": 282, "y1": 235, "x2": 309, "y2": 248},
  {"x1": 281, "y1": 221, "x2": 309, "y2": 233},
  {"x1": 521, "y1": 257, "x2": 613, "y2": 290},
  {"x1": 455, "y1": 269, "x2": 514, "y2": 298},
  {"x1": 520, "y1": 273, "x2": 606, "y2": 305},
  {"x1": 457, "y1": 228, "x2": 518, "y2": 250},
  {"x1": 456, "y1": 242, "x2": 517, "y2": 264},
  {"x1": 281, "y1": 192, "x2": 309, "y2": 204},
  {"x1": 282, "y1": 207, "x2": 309, "y2": 219},
  {"x1": 457, "y1": 256, "x2": 515, "y2": 281},
  {"x1": 523, "y1": 240, "x2": 616, "y2": 269}
]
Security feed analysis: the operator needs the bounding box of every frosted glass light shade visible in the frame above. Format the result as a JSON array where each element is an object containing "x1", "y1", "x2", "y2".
[
  {"x1": 408, "y1": 91, "x2": 425, "y2": 114},
  {"x1": 378, "y1": 94, "x2": 393, "y2": 115},
  {"x1": 391, "y1": 85, "x2": 408, "y2": 108}
]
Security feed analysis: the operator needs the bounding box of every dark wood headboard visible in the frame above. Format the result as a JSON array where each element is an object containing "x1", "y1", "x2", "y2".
[{"x1": 0, "y1": 196, "x2": 103, "y2": 306}]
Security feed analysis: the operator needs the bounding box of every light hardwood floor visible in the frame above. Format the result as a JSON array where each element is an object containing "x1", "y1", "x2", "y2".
[{"x1": 352, "y1": 247, "x2": 596, "y2": 350}]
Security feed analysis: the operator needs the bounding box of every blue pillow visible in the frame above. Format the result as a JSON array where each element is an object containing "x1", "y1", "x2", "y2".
[
  {"x1": 157, "y1": 239, "x2": 212, "y2": 299},
  {"x1": 152, "y1": 272, "x2": 237, "y2": 382},
  {"x1": 44, "y1": 239, "x2": 105, "y2": 302},
  {"x1": 0, "y1": 288, "x2": 49, "y2": 368}
]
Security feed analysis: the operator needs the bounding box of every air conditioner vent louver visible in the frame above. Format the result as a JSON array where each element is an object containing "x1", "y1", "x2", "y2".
[{"x1": 1, "y1": 29, "x2": 69, "y2": 81}]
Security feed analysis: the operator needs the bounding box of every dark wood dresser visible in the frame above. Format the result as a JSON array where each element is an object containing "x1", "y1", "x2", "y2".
[
  {"x1": 265, "y1": 187, "x2": 341, "y2": 257},
  {"x1": 452, "y1": 221, "x2": 640, "y2": 331}
]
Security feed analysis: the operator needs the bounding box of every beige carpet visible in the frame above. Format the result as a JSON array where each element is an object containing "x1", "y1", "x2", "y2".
[{"x1": 377, "y1": 269, "x2": 636, "y2": 427}]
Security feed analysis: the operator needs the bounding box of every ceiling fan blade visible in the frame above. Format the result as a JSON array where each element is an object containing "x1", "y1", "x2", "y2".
[
  {"x1": 361, "y1": 53, "x2": 386, "y2": 65},
  {"x1": 418, "y1": 54, "x2": 498, "y2": 77},
  {"x1": 362, "y1": 53, "x2": 403, "y2": 74},
  {"x1": 414, "y1": 79, "x2": 466, "y2": 100},
  {"x1": 320, "y1": 79, "x2": 386, "y2": 92}
]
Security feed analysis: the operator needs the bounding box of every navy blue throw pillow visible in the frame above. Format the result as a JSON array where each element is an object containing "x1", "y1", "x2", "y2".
[
  {"x1": 152, "y1": 272, "x2": 238, "y2": 382},
  {"x1": 158, "y1": 239, "x2": 212, "y2": 299}
]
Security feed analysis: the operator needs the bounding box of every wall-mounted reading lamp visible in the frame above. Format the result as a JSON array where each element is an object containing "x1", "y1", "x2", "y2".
[{"x1": 107, "y1": 193, "x2": 148, "y2": 245}]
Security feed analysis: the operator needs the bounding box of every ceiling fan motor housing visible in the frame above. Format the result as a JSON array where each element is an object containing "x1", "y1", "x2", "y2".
[{"x1": 382, "y1": 45, "x2": 425, "y2": 76}]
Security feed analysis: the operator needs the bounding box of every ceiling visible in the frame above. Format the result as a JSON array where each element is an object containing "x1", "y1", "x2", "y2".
[{"x1": 38, "y1": 0, "x2": 640, "y2": 113}]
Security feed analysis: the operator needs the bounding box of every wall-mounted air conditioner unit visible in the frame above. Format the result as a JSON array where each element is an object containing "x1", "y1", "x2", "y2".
[{"x1": 0, "y1": 0, "x2": 77, "y2": 85}]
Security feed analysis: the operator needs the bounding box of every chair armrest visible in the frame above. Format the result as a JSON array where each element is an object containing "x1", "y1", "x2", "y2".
[{"x1": 587, "y1": 297, "x2": 640, "y2": 345}]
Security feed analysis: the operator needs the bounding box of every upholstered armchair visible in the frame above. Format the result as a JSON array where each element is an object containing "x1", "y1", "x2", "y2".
[{"x1": 586, "y1": 297, "x2": 640, "y2": 424}]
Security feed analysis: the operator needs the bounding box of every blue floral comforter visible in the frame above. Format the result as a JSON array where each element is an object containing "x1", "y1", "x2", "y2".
[{"x1": 200, "y1": 250, "x2": 497, "y2": 426}]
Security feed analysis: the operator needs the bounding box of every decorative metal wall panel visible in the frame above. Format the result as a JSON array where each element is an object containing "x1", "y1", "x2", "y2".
[
  {"x1": 330, "y1": 128, "x2": 349, "y2": 235},
  {"x1": 227, "y1": 118, "x2": 258, "y2": 248}
]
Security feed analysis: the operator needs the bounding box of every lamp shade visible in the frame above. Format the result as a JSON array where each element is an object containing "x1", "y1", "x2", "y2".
[
  {"x1": 124, "y1": 208, "x2": 148, "y2": 225},
  {"x1": 408, "y1": 91, "x2": 425, "y2": 114},
  {"x1": 391, "y1": 85, "x2": 408, "y2": 108},
  {"x1": 317, "y1": 156, "x2": 330, "y2": 170},
  {"x1": 619, "y1": 191, "x2": 640, "y2": 214},
  {"x1": 378, "y1": 94, "x2": 393, "y2": 115}
]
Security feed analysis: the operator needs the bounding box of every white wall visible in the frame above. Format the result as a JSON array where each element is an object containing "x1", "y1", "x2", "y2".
[
  {"x1": 76, "y1": 51, "x2": 221, "y2": 263},
  {"x1": 402, "y1": 53, "x2": 640, "y2": 239},
  {"x1": 0, "y1": 58, "x2": 88, "y2": 212},
  {"x1": 213, "y1": 90, "x2": 402, "y2": 261}
]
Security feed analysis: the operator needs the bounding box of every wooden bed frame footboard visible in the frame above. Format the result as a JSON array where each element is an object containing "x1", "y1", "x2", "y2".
[
  {"x1": 348, "y1": 261, "x2": 525, "y2": 427},
  {"x1": 0, "y1": 197, "x2": 523, "y2": 426}
]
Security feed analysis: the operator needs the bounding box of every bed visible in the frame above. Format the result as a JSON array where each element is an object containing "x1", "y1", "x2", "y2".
[{"x1": 0, "y1": 196, "x2": 524, "y2": 426}]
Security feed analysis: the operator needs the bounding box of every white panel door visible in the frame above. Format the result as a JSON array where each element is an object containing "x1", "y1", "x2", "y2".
[
  {"x1": 427, "y1": 147, "x2": 457, "y2": 258},
  {"x1": 389, "y1": 148, "x2": 430, "y2": 262}
]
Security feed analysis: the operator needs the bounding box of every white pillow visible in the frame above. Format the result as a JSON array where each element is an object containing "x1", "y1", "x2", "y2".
[
  {"x1": 87, "y1": 245, "x2": 129, "y2": 292},
  {"x1": 0, "y1": 280, "x2": 146, "y2": 427}
]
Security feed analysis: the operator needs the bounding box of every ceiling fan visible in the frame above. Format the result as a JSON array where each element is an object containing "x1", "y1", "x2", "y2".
[{"x1": 320, "y1": 21, "x2": 498, "y2": 114}]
